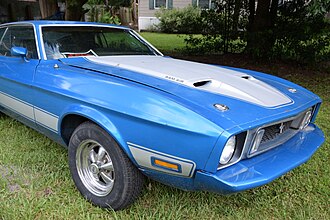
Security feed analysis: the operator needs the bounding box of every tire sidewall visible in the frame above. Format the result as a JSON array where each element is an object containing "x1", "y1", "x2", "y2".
[{"x1": 68, "y1": 122, "x2": 129, "y2": 209}]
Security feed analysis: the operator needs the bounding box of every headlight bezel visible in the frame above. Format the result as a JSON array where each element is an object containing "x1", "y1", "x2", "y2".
[
  {"x1": 218, "y1": 132, "x2": 247, "y2": 169},
  {"x1": 299, "y1": 109, "x2": 312, "y2": 130}
]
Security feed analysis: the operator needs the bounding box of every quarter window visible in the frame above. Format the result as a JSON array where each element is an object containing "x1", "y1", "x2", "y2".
[{"x1": 0, "y1": 26, "x2": 38, "y2": 59}]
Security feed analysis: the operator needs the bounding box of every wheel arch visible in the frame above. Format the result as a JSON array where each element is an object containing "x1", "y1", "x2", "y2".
[{"x1": 59, "y1": 104, "x2": 132, "y2": 159}]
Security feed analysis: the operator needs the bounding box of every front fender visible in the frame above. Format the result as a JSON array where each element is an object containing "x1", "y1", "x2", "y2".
[{"x1": 58, "y1": 104, "x2": 134, "y2": 160}]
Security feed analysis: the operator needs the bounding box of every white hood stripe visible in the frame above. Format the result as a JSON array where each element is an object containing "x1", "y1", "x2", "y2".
[{"x1": 86, "y1": 56, "x2": 292, "y2": 107}]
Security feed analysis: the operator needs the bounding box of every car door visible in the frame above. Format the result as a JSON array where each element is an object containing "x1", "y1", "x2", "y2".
[{"x1": 0, "y1": 24, "x2": 40, "y2": 126}]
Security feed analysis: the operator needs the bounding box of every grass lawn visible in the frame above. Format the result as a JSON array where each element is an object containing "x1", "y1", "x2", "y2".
[
  {"x1": 140, "y1": 32, "x2": 187, "y2": 53},
  {"x1": 0, "y1": 33, "x2": 329, "y2": 219}
]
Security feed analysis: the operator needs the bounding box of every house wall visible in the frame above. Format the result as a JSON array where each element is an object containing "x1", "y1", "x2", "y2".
[
  {"x1": 139, "y1": 0, "x2": 155, "y2": 17},
  {"x1": 138, "y1": 0, "x2": 192, "y2": 31},
  {"x1": 174, "y1": 0, "x2": 192, "y2": 8}
]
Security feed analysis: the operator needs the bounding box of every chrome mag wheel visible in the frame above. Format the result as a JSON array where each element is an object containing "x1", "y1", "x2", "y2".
[
  {"x1": 76, "y1": 140, "x2": 115, "y2": 197},
  {"x1": 69, "y1": 121, "x2": 145, "y2": 210}
]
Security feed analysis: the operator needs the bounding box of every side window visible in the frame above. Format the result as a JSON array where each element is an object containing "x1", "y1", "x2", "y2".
[
  {"x1": 0, "y1": 28, "x2": 6, "y2": 41},
  {"x1": 0, "y1": 27, "x2": 8, "y2": 56},
  {"x1": 0, "y1": 26, "x2": 38, "y2": 59}
]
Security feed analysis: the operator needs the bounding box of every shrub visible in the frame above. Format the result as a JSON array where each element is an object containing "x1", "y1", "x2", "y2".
[
  {"x1": 184, "y1": 35, "x2": 224, "y2": 54},
  {"x1": 100, "y1": 11, "x2": 121, "y2": 25},
  {"x1": 271, "y1": 1, "x2": 330, "y2": 63},
  {"x1": 183, "y1": 3, "x2": 246, "y2": 55},
  {"x1": 155, "y1": 6, "x2": 202, "y2": 34},
  {"x1": 157, "y1": 0, "x2": 330, "y2": 64},
  {"x1": 85, "y1": 0, "x2": 121, "y2": 25},
  {"x1": 184, "y1": 35, "x2": 246, "y2": 54}
]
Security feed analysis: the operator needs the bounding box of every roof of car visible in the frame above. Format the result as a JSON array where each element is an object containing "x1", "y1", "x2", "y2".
[{"x1": 0, "y1": 20, "x2": 126, "y2": 29}]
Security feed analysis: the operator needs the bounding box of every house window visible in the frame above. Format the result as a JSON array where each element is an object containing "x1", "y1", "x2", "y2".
[
  {"x1": 154, "y1": 0, "x2": 167, "y2": 9},
  {"x1": 197, "y1": 0, "x2": 212, "y2": 9}
]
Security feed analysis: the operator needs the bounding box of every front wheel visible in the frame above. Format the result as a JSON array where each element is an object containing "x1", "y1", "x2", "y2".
[{"x1": 68, "y1": 121, "x2": 144, "y2": 210}]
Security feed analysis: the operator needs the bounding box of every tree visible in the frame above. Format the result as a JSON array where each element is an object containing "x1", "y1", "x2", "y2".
[
  {"x1": 65, "y1": 0, "x2": 88, "y2": 21},
  {"x1": 246, "y1": 0, "x2": 278, "y2": 56},
  {"x1": 159, "y1": 0, "x2": 329, "y2": 62},
  {"x1": 309, "y1": 0, "x2": 330, "y2": 16},
  {"x1": 232, "y1": 0, "x2": 242, "y2": 33},
  {"x1": 39, "y1": 0, "x2": 58, "y2": 19}
]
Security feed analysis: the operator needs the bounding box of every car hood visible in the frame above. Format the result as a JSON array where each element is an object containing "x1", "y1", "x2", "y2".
[
  {"x1": 60, "y1": 56, "x2": 320, "y2": 131},
  {"x1": 85, "y1": 56, "x2": 292, "y2": 107}
]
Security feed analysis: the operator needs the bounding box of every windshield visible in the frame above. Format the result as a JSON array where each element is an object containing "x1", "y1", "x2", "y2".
[{"x1": 42, "y1": 26, "x2": 159, "y2": 59}]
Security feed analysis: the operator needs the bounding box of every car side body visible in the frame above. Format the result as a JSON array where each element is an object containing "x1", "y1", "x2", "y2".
[{"x1": 0, "y1": 21, "x2": 325, "y2": 209}]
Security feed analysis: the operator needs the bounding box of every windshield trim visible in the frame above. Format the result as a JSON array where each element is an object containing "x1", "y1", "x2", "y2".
[{"x1": 39, "y1": 24, "x2": 163, "y2": 60}]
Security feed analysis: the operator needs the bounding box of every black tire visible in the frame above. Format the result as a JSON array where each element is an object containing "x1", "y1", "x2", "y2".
[{"x1": 68, "y1": 121, "x2": 145, "y2": 210}]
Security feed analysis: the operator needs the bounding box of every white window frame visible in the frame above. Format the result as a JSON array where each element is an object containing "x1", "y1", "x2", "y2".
[{"x1": 154, "y1": 0, "x2": 168, "y2": 9}]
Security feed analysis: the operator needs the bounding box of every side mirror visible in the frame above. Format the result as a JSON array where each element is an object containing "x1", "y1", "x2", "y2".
[{"x1": 11, "y1": 47, "x2": 28, "y2": 58}]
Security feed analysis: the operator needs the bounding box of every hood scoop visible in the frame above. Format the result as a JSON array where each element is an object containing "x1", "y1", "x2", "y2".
[
  {"x1": 193, "y1": 80, "x2": 212, "y2": 87},
  {"x1": 82, "y1": 56, "x2": 292, "y2": 108},
  {"x1": 241, "y1": 75, "x2": 251, "y2": 79},
  {"x1": 192, "y1": 79, "x2": 221, "y2": 91},
  {"x1": 189, "y1": 76, "x2": 283, "y2": 107}
]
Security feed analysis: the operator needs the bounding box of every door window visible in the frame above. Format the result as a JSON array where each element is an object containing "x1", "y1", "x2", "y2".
[{"x1": 0, "y1": 25, "x2": 38, "y2": 59}]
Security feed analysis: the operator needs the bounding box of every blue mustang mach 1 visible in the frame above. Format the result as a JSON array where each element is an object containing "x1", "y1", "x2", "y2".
[{"x1": 0, "y1": 21, "x2": 325, "y2": 210}]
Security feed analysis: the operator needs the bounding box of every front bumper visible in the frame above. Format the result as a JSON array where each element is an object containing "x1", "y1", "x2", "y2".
[{"x1": 194, "y1": 124, "x2": 325, "y2": 194}]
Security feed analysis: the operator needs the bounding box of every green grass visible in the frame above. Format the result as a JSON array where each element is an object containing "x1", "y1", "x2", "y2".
[
  {"x1": 140, "y1": 32, "x2": 187, "y2": 54},
  {"x1": 0, "y1": 33, "x2": 329, "y2": 219}
]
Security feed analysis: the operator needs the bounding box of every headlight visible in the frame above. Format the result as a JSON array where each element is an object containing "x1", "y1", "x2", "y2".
[{"x1": 219, "y1": 136, "x2": 236, "y2": 165}]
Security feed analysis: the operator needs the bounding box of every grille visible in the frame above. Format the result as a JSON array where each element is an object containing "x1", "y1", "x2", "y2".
[
  {"x1": 247, "y1": 106, "x2": 316, "y2": 158},
  {"x1": 261, "y1": 120, "x2": 292, "y2": 144}
]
